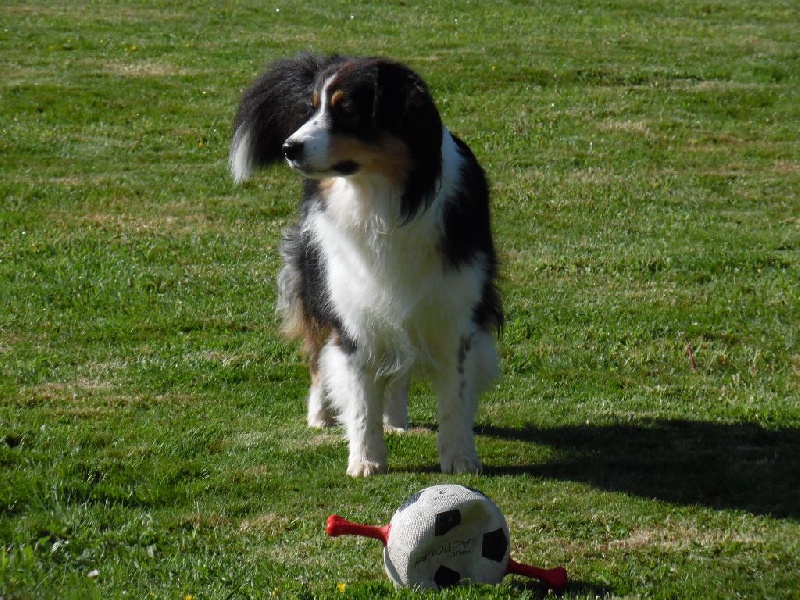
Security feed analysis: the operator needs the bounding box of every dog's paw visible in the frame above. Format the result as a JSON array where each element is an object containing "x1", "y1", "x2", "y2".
[
  {"x1": 440, "y1": 453, "x2": 482, "y2": 475},
  {"x1": 307, "y1": 404, "x2": 336, "y2": 429},
  {"x1": 307, "y1": 386, "x2": 336, "y2": 429},
  {"x1": 383, "y1": 423, "x2": 409, "y2": 433},
  {"x1": 382, "y1": 404, "x2": 408, "y2": 431},
  {"x1": 346, "y1": 459, "x2": 388, "y2": 477},
  {"x1": 307, "y1": 412, "x2": 336, "y2": 429}
]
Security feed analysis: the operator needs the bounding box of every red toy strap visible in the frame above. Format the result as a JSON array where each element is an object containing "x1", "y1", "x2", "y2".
[
  {"x1": 506, "y1": 559, "x2": 568, "y2": 592},
  {"x1": 326, "y1": 515, "x2": 391, "y2": 546}
]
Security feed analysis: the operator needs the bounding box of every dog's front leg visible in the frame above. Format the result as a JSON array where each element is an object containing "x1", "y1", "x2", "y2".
[
  {"x1": 434, "y1": 374, "x2": 481, "y2": 474},
  {"x1": 321, "y1": 343, "x2": 387, "y2": 477},
  {"x1": 432, "y1": 332, "x2": 494, "y2": 474}
]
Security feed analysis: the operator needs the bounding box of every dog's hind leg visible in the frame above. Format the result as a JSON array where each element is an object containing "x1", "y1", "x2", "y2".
[
  {"x1": 307, "y1": 350, "x2": 336, "y2": 428},
  {"x1": 383, "y1": 376, "x2": 409, "y2": 431}
]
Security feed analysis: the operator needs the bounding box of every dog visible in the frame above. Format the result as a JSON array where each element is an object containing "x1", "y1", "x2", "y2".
[{"x1": 230, "y1": 53, "x2": 502, "y2": 477}]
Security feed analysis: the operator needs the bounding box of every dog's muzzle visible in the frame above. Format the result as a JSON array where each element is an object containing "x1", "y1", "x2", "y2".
[{"x1": 282, "y1": 139, "x2": 359, "y2": 176}]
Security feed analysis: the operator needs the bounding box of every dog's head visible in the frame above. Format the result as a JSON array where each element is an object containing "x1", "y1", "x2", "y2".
[
  {"x1": 282, "y1": 58, "x2": 441, "y2": 179},
  {"x1": 287, "y1": 58, "x2": 444, "y2": 218},
  {"x1": 232, "y1": 55, "x2": 444, "y2": 219}
]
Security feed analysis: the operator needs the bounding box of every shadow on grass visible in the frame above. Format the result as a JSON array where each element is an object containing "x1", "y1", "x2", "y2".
[
  {"x1": 478, "y1": 420, "x2": 800, "y2": 519},
  {"x1": 505, "y1": 578, "x2": 612, "y2": 599}
]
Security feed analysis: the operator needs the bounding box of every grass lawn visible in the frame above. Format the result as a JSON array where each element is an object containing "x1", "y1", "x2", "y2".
[{"x1": 1, "y1": 0, "x2": 799, "y2": 598}]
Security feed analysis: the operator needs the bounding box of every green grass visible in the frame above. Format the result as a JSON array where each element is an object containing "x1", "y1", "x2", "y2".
[{"x1": 1, "y1": 0, "x2": 799, "y2": 598}]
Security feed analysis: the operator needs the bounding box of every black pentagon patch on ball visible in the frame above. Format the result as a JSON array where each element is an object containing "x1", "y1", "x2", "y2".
[
  {"x1": 434, "y1": 509, "x2": 461, "y2": 536},
  {"x1": 396, "y1": 490, "x2": 423, "y2": 514},
  {"x1": 434, "y1": 565, "x2": 461, "y2": 588},
  {"x1": 481, "y1": 528, "x2": 508, "y2": 562}
]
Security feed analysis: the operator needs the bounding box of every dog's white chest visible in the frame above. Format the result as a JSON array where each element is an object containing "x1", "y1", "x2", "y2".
[{"x1": 309, "y1": 202, "x2": 485, "y2": 375}]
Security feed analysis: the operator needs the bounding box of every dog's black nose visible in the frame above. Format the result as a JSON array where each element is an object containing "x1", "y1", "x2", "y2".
[{"x1": 282, "y1": 140, "x2": 304, "y2": 162}]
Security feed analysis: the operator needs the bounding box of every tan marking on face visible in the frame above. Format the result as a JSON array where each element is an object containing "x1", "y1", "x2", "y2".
[
  {"x1": 330, "y1": 89, "x2": 346, "y2": 109},
  {"x1": 327, "y1": 135, "x2": 412, "y2": 185},
  {"x1": 312, "y1": 90, "x2": 320, "y2": 109}
]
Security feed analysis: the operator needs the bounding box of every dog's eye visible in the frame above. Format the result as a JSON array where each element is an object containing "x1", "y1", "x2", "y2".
[
  {"x1": 330, "y1": 89, "x2": 368, "y2": 126},
  {"x1": 339, "y1": 100, "x2": 359, "y2": 119}
]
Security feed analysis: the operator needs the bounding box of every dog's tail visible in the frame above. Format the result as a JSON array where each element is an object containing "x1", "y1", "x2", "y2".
[{"x1": 230, "y1": 53, "x2": 347, "y2": 183}]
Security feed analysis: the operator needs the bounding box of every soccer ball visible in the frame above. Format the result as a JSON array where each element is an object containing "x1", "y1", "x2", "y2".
[
  {"x1": 382, "y1": 484, "x2": 510, "y2": 589},
  {"x1": 326, "y1": 484, "x2": 567, "y2": 591}
]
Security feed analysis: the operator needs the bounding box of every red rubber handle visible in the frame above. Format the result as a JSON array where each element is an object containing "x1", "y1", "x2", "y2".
[
  {"x1": 506, "y1": 559, "x2": 567, "y2": 592},
  {"x1": 326, "y1": 514, "x2": 391, "y2": 546}
]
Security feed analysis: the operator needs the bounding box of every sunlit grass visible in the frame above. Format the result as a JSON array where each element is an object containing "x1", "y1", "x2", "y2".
[{"x1": 1, "y1": 0, "x2": 798, "y2": 598}]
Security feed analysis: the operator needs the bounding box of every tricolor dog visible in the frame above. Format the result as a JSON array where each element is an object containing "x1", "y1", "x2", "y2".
[{"x1": 230, "y1": 53, "x2": 502, "y2": 477}]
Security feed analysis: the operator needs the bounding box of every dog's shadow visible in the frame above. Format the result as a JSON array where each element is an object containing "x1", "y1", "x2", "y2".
[{"x1": 475, "y1": 419, "x2": 800, "y2": 519}]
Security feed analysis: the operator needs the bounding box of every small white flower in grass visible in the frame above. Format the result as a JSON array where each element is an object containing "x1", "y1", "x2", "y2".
[{"x1": 88, "y1": 569, "x2": 100, "y2": 578}]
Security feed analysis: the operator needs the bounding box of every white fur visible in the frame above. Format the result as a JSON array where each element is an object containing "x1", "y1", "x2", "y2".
[
  {"x1": 283, "y1": 76, "x2": 336, "y2": 176},
  {"x1": 306, "y1": 129, "x2": 499, "y2": 476},
  {"x1": 307, "y1": 380, "x2": 334, "y2": 428},
  {"x1": 229, "y1": 126, "x2": 253, "y2": 184}
]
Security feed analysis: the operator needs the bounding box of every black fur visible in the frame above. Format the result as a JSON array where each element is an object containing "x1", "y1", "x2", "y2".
[
  {"x1": 235, "y1": 53, "x2": 502, "y2": 335},
  {"x1": 441, "y1": 137, "x2": 503, "y2": 332},
  {"x1": 233, "y1": 53, "x2": 349, "y2": 168},
  {"x1": 278, "y1": 189, "x2": 358, "y2": 355},
  {"x1": 370, "y1": 59, "x2": 443, "y2": 220}
]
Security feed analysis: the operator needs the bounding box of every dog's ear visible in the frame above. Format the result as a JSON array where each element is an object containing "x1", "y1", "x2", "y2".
[
  {"x1": 230, "y1": 53, "x2": 346, "y2": 183},
  {"x1": 373, "y1": 61, "x2": 444, "y2": 220}
]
